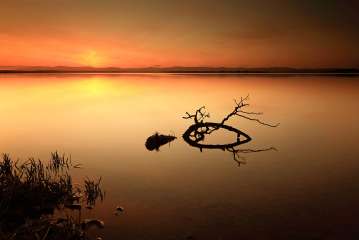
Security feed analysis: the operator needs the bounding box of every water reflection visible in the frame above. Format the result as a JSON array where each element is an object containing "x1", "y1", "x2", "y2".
[{"x1": 1, "y1": 74, "x2": 359, "y2": 239}]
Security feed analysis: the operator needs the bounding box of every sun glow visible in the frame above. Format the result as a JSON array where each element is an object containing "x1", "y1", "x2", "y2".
[{"x1": 81, "y1": 50, "x2": 104, "y2": 67}]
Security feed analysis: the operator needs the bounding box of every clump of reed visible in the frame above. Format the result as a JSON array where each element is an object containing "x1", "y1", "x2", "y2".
[
  {"x1": 0, "y1": 152, "x2": 104, "y2": 240},
  {"x1": 84, "y1": 177, "x2": 104, "y2": 207}
]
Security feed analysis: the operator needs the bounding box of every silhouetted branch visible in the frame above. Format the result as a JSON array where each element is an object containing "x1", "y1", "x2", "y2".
[
  {"x1": 236, "y1": 114, "x2": 279, "y2": 127},
  {"x1": 183, "y1": 96, "x2": 279, "y2": 144},
  {"x1": 239, "y1": 110, "x2": 263, "y2": 115},
  {"x1": 182, "y1": 106, "x2": 210, "y2": 124},
  {"x1": 182, "y1": 97, "x2": 279, "y2": 166},
  {"x1": 220, "y1": 95, "x2": 279, "y2": 127},
  {"x1": 219, "y1": 95, "x2": 250, "y2": 125}
]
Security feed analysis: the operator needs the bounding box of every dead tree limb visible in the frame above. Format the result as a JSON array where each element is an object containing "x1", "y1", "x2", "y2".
[
  {"x1": 183, "y1": 95, "x2": 279, "y2": 131},
  {"x1": 220, "y1": 95, "x2": 279, "y2": 127},
  {"x1": 182, "y1": 96, "x2": 279, "y2": 166},
  {"x1": 182, "y1": 106, "x2": 210, "y2": 124}
]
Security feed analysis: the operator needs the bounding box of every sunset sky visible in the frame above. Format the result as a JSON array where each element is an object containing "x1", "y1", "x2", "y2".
[{"x1": 1, "y1": 0, "x2": 358, "y2": 68}]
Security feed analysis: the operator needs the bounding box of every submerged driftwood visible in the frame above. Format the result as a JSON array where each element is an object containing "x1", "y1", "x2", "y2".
[
  {"x1": 183, "y1": 122, "x2": 251, "y2": 150},
  {"x1": 182, "y1": 96, "x2": 279, "y2": 165},
  {"x1": 145, "y1": 133, "x2": 177, "y2": 151}
]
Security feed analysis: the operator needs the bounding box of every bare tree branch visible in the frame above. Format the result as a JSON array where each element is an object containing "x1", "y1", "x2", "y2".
[
  {"x1": 219, "y1": 95, "x2": 279, "y2": 127},
  {"x1": 236, "y1": 114, "x2": 279, "y2": 127},
  {"x1": 239, "y1": 110, "x2": 263, "y2": 115},
  {"x1": 182, "y1": 106, "x2": 209, "y2": 124},
  {"x1": 182, "y1": 96, "x2": 279, "y2": 150}
]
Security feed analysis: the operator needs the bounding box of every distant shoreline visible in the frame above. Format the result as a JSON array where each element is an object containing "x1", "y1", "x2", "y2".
[
  {"x1": 1, "y1": 67, "x2": 359, "y2": 76},
  {"x1": 1, "y1": 71, "x2": 358, "y2": 76}
]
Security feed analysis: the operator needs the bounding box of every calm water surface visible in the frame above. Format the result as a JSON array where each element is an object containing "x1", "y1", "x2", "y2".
[{"x1": 0, "y1": 74, "x2": 359, "y2": 239}]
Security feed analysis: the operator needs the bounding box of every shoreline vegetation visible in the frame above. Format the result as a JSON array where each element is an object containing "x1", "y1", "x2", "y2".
[
  {"x1": 0, "y1": 66, "x2": 359, "y2": 75},
  {"x1": 0, "y1": 152, "x2": 105, "y2": 240}
]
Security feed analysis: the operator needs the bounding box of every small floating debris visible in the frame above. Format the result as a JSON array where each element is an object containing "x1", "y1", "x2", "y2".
[
  {"x1": 114, "y1": 205, "x2": 124, "y2": 215},
  {"x1": 73, "y1": 163, "x2": 83, "y2": 168},
  {"x1": 82, "y1": 219, "x2": 105, "y2": 229},
  {"x1": 64, "y1": 203, "x2": 81, "y2": 211},
  {"x1": 145, "y1": 132, "x2": 176, "y2": 151},
  {"x1": 70, "y1": 192, "x2": 83, "y2": 201},
  {"x1": 116, "y1": 206, "x2": 124, "y2": 212}
]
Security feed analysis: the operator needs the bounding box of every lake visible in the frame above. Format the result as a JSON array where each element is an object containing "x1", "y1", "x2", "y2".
[{"x1": 0, "y1": 74, "x2": 359, "y2": 239}]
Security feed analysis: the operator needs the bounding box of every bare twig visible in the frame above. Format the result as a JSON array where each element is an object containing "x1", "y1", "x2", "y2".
[
  {"x1": 220, "y1": 95, "x2": 250, "y2": 125},
  {"x1": 182, "y1": 106, "x2": 209, "y2": 124},
  {"x1": 236, "y1": 114, "x2": 279, "y2": 127},
  {"x1": 183, "y1": 96, "x2": 279, "y2": 133},
  {"x1": 220, "y1": 95, "x2": 279, "y2": 127}
]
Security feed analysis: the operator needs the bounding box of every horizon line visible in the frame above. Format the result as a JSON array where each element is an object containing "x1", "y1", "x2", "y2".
[
  {"x1": 0, "y1": 66, "x2": 359, "y2": 75},
  {"x1": 1, "y1": 66, "x2": 359, "y2": 72}
]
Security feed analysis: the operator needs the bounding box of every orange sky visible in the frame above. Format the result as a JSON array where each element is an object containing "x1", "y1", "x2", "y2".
[{"x1": 0, "y1": 0, "x2": 358, "y2": 68}]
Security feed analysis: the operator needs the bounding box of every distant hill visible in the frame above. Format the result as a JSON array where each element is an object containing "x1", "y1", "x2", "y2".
[{"x1": 0, "y1": 66, "x2": 359, "y2": 74}]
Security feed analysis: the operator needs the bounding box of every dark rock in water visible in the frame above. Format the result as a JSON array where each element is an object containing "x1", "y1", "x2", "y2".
[
  {"x1": 145, "y1": 132, "x2": 176, "y2": 151},
  {"x1": 65, "y1": 203, "x2": 81, "y2": 211},
  {"x1": 114, "y1": 205, "x2": 125, "y2": 215},
  {"x1": 116, "y1": 206, "x2": 124, "y2": 212},
  {"x1": 82, "y1": 219, "x2": 105, "y2": 229}
]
